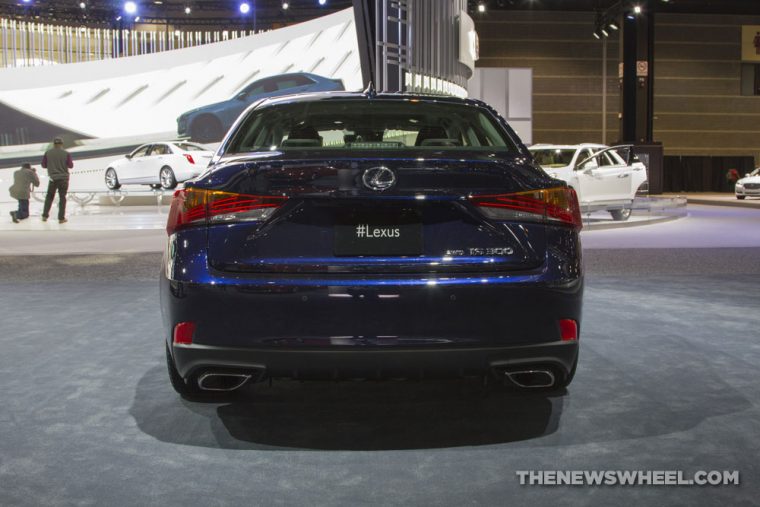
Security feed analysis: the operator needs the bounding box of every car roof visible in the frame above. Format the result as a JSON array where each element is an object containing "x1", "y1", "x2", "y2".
[{"x1": 252, "y1": 91, "x2": 485, "y2": 110}]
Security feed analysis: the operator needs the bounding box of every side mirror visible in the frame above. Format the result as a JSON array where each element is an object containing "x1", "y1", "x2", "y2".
[
  {"x1": 125, "y1": 154, "x2": 132, "y2": 160},
  {"x1": 746, "y1": 173, "x2": 751, "y2": 178}
]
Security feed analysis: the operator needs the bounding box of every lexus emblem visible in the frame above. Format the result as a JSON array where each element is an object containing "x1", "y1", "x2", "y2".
[{"x1": 362, "y1": 166, "x2": 396, "y2": 191}]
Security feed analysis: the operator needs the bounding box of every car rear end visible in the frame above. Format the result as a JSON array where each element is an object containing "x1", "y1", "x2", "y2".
[
  {"x1": 160, "y1": 95, "x2": 583, "y2": 394},
  {"x1": 171, "y1": 142, "x2": 214, "y2": 181}
]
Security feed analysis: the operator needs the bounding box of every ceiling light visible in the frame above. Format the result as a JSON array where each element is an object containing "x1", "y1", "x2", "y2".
[
  {"x1": 282, "y1": 1, "x2": 289, "y2": 9},
  {"x1": 633, "y1": 5, "x2": 642, "y2": 14},
  {"x1": 79, "y1": 2, "x2": 86, "y2": 8},
  {"x1": 318, "y1": 0, "x2": 327, "y2": 5},
  {"x1": 124, "y1": 1, "x2": 137, "y2": 15},
  {"x1": 593, "y1": 31, "x2": 601, "y2": 40},
  {"x1": 184, "y1": 6, "x2": 191, "y2": 14},
  {"x1": 239, "y1": 2, "x2": 250, "y2": 14},
  {"x1": 134, "y1": 16, "x2": 140, "y2": 21},
  {"x1": 608, "y1": 21, "x2": 618, "y2": 30},
  {"x1": 601, "y1": 28, "x2": 609, "y2": 37},
  {"x1": 478, "y1": 3, "x2": 486, "y2": 12}
]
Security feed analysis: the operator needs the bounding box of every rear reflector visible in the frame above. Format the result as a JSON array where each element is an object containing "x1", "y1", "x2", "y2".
[
  {"x1": 173, "y1": 321, "x2": 196, "y2": 345},
  {"x1": 468, "y1": 186, "x2": 583, "y2": 230},
  {"x1": 559, "y1": 319, "x2": 578, "y2": 341},
  {"x1": 166, "y1": 188, "x2": 287, "y2": 235},
  {"x1": 184, "y1": 154, "x2": 195, "y2": 164}
]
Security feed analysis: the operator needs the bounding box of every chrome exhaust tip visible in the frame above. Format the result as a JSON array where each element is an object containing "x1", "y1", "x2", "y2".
[
  {"x1": 503, "y1": 369, "x2": 556, "y2": 389},
  {"x1": 197, "y1": 373, "x2": 252, "y2": 392}
]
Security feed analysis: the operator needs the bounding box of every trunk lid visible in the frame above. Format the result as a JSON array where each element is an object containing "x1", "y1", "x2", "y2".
[{"x1": 202, "y1": 152, "x2": 548, "y2": 274}]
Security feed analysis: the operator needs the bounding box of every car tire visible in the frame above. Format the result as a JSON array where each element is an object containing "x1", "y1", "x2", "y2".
[
  {"x1": 166, "y1": 345, "x2": 203, "y2": 398},
  {"x1": 105, "y1": 168, "x2": 121, "y2": 190},
  {"x1": 159, "y1": 166, "x2": 178, "y2": 190},
  {"x1": 610, "y1": 208, "x2": 632, "y2": 221},
  {"x1": 737, "y1": 195, "x2": 746, "y2": 200},
  {"x1": 190, "y1": 115, "x2": 223, "y2": 143}
]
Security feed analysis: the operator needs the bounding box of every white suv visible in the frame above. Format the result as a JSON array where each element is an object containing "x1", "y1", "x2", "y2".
[
  {"x1": 735, "y1": 168, "x2": 760, "y2": 200},
  {"x1": 529, "y1": 143, "x2": 649, "y2": 221}
]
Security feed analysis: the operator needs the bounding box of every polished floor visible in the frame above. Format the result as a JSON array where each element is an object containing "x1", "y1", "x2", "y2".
[{"x1": 0, "y1": 208, "x2": 759, "y2": 506}]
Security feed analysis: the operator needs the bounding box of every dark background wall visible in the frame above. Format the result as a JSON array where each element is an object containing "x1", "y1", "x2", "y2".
[
  {"x1": 476, "y1": 10, "x2": 760, "y2": 190},
  {"x1": 476, "y1": 11, "x2": 619, "y2": 147}
]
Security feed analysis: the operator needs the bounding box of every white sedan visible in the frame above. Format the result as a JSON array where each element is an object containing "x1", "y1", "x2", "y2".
[
  {"x1": 735, "y1": 168, "x2": 760, "y2": 199},
  {"x1": 105, "y1": 142, "x2": 213, "y2": 190},
  {"x1": 529, "y1": 143, "x2": 649, "y2": 221}
]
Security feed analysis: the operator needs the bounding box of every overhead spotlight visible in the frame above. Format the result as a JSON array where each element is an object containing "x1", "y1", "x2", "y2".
[
  {"x1": 184, "y1": 6, "x2": 191, "y2": 14},
  {"x1": 124, "y1": 1, "x2": 137, "y2": 15},
  {"x1": 478, "y1": 3, "x2": 486, "y2": 13},
  {"x1": 608, "y1": 21, "x2": 618, "y2": 30},
  {"x1": 633, "y1": 5, "x2": 642, "y2": 14},
  {"x1": 282, "y1": 1, "x2": 289, "y2": 9},
  {"x1": 116, "y1": 15, "x2": 122, "y2": 20},
  {"x1": 21, "y1": 0, "x2": 31, "y2": 3},
  {"x1": 134, "y1": 16, "x2": 140, "y2": 21},
  {"x1": 318, "y1": 0, "x2": 327, "y2": 5},
  {"x1": 601, "y1": 28, "x2": 609, "y2": 37},
  {"x1": 239, "y1": 2, "x2": 250, "y2": 14},
  {"x1": 79, "y1": 2, "x2": 86, "y2": 9},
  {"x1": 593, "y1": 31, "x2": 601, "y2": 40}
]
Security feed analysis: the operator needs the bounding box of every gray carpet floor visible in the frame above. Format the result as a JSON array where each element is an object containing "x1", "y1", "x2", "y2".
[{"x1": 0, "y1": 252, "x2": 759, "y2": 506}]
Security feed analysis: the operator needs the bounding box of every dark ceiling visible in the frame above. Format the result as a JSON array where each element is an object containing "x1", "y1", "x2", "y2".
[
  {"x1": 1, "y1": 0, "x2": 760, "y2": 29},
  {"x1": 471, "y1": 0, "x2": 760, "y2": 16},
  {"x1": 0, "y1": 0, "x2": 354, "y2": 28}
]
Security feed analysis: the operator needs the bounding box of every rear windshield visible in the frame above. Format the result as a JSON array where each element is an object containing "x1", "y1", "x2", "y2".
[
  {"x1": 530, "y1": 149, "x2": 576, "y2": 168},
  {"x1": 224, "y1": 100, "x2": 517, "y2": 154}
]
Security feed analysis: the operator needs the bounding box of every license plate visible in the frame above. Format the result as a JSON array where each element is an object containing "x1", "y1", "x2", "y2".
[{"x1": 334, "y1": 212, "x2": 423, "y2": 256}]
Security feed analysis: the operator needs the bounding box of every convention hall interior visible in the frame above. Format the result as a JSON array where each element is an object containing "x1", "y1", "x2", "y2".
[{"x1": 0, "y1": 0, "x2": 758, "y2": 505}]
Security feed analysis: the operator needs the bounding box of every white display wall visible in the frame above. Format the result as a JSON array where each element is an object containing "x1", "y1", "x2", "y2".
[
  {"x1": 469, "y1": 68, "x2": 533, "y2": 145},
  {"x1": 0, "y1": 8, "x2": 361, "y2": 141}
]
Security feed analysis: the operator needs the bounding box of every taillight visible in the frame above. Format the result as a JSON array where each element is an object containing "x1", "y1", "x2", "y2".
[
  {"x1": 468, "y1": 186, "x2": 582, "y2": 230},
  {"x1": 166, "y1": 188, "x2": 287, "y2": 235},
  {"x1": 173, "y1": 321, "x2": 196, "y2": 345},
  {"x1": 559, "y1": 319, "x2": 578, "y2": 341},
  {"x1": 184, "y1": 154, "x2": 195, "y2": 164}
]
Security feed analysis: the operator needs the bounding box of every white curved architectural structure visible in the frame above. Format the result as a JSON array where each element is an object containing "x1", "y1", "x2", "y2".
[{"x1": 0, "y1": 8, "x2": 360, "y2": 140}]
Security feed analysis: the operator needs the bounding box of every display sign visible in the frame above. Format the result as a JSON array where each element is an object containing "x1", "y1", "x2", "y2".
[
  {"x1": 458, "y1": 11, "x2": 479, "y2": 73},
  {"x1": 741, "y1": 26, "x2": 760, "y2": 62}
]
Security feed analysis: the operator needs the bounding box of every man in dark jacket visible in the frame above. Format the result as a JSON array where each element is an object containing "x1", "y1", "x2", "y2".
[
  {"x1": 41, "y1": 137, "x2": 74, "y2": 223},
  {"x1": 9, "y1": 163, "x2": 40, "y2": 223}
]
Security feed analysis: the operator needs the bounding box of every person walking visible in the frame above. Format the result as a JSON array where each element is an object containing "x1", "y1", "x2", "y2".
[
  {"x1": 8, "y1": 163, "x2": 40, "y2": 223},
  {"x1": 41, "y1": 137, "x2": 73, "y2": 224}
]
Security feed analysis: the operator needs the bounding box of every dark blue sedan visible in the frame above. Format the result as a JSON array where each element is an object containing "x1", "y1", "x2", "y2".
[
  {"x1": 176, "y1": 72, "x2": 345, "y2": 142},
  {"x1": 161, "y1": 92, "x2": 583, "y2": 397}
]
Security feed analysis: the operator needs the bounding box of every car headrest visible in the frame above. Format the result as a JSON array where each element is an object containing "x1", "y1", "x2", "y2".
[{"x1": 415, "y1": 126, "x2": 449, "y2": 146}]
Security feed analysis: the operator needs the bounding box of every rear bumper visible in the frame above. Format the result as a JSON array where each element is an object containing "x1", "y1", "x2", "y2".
[
  {"x1": 171, "y1": 340, "x2": 579, "y2": 380},
  {"x1": 160, "y1": 227, "x2": 583, "y2": 380}
]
